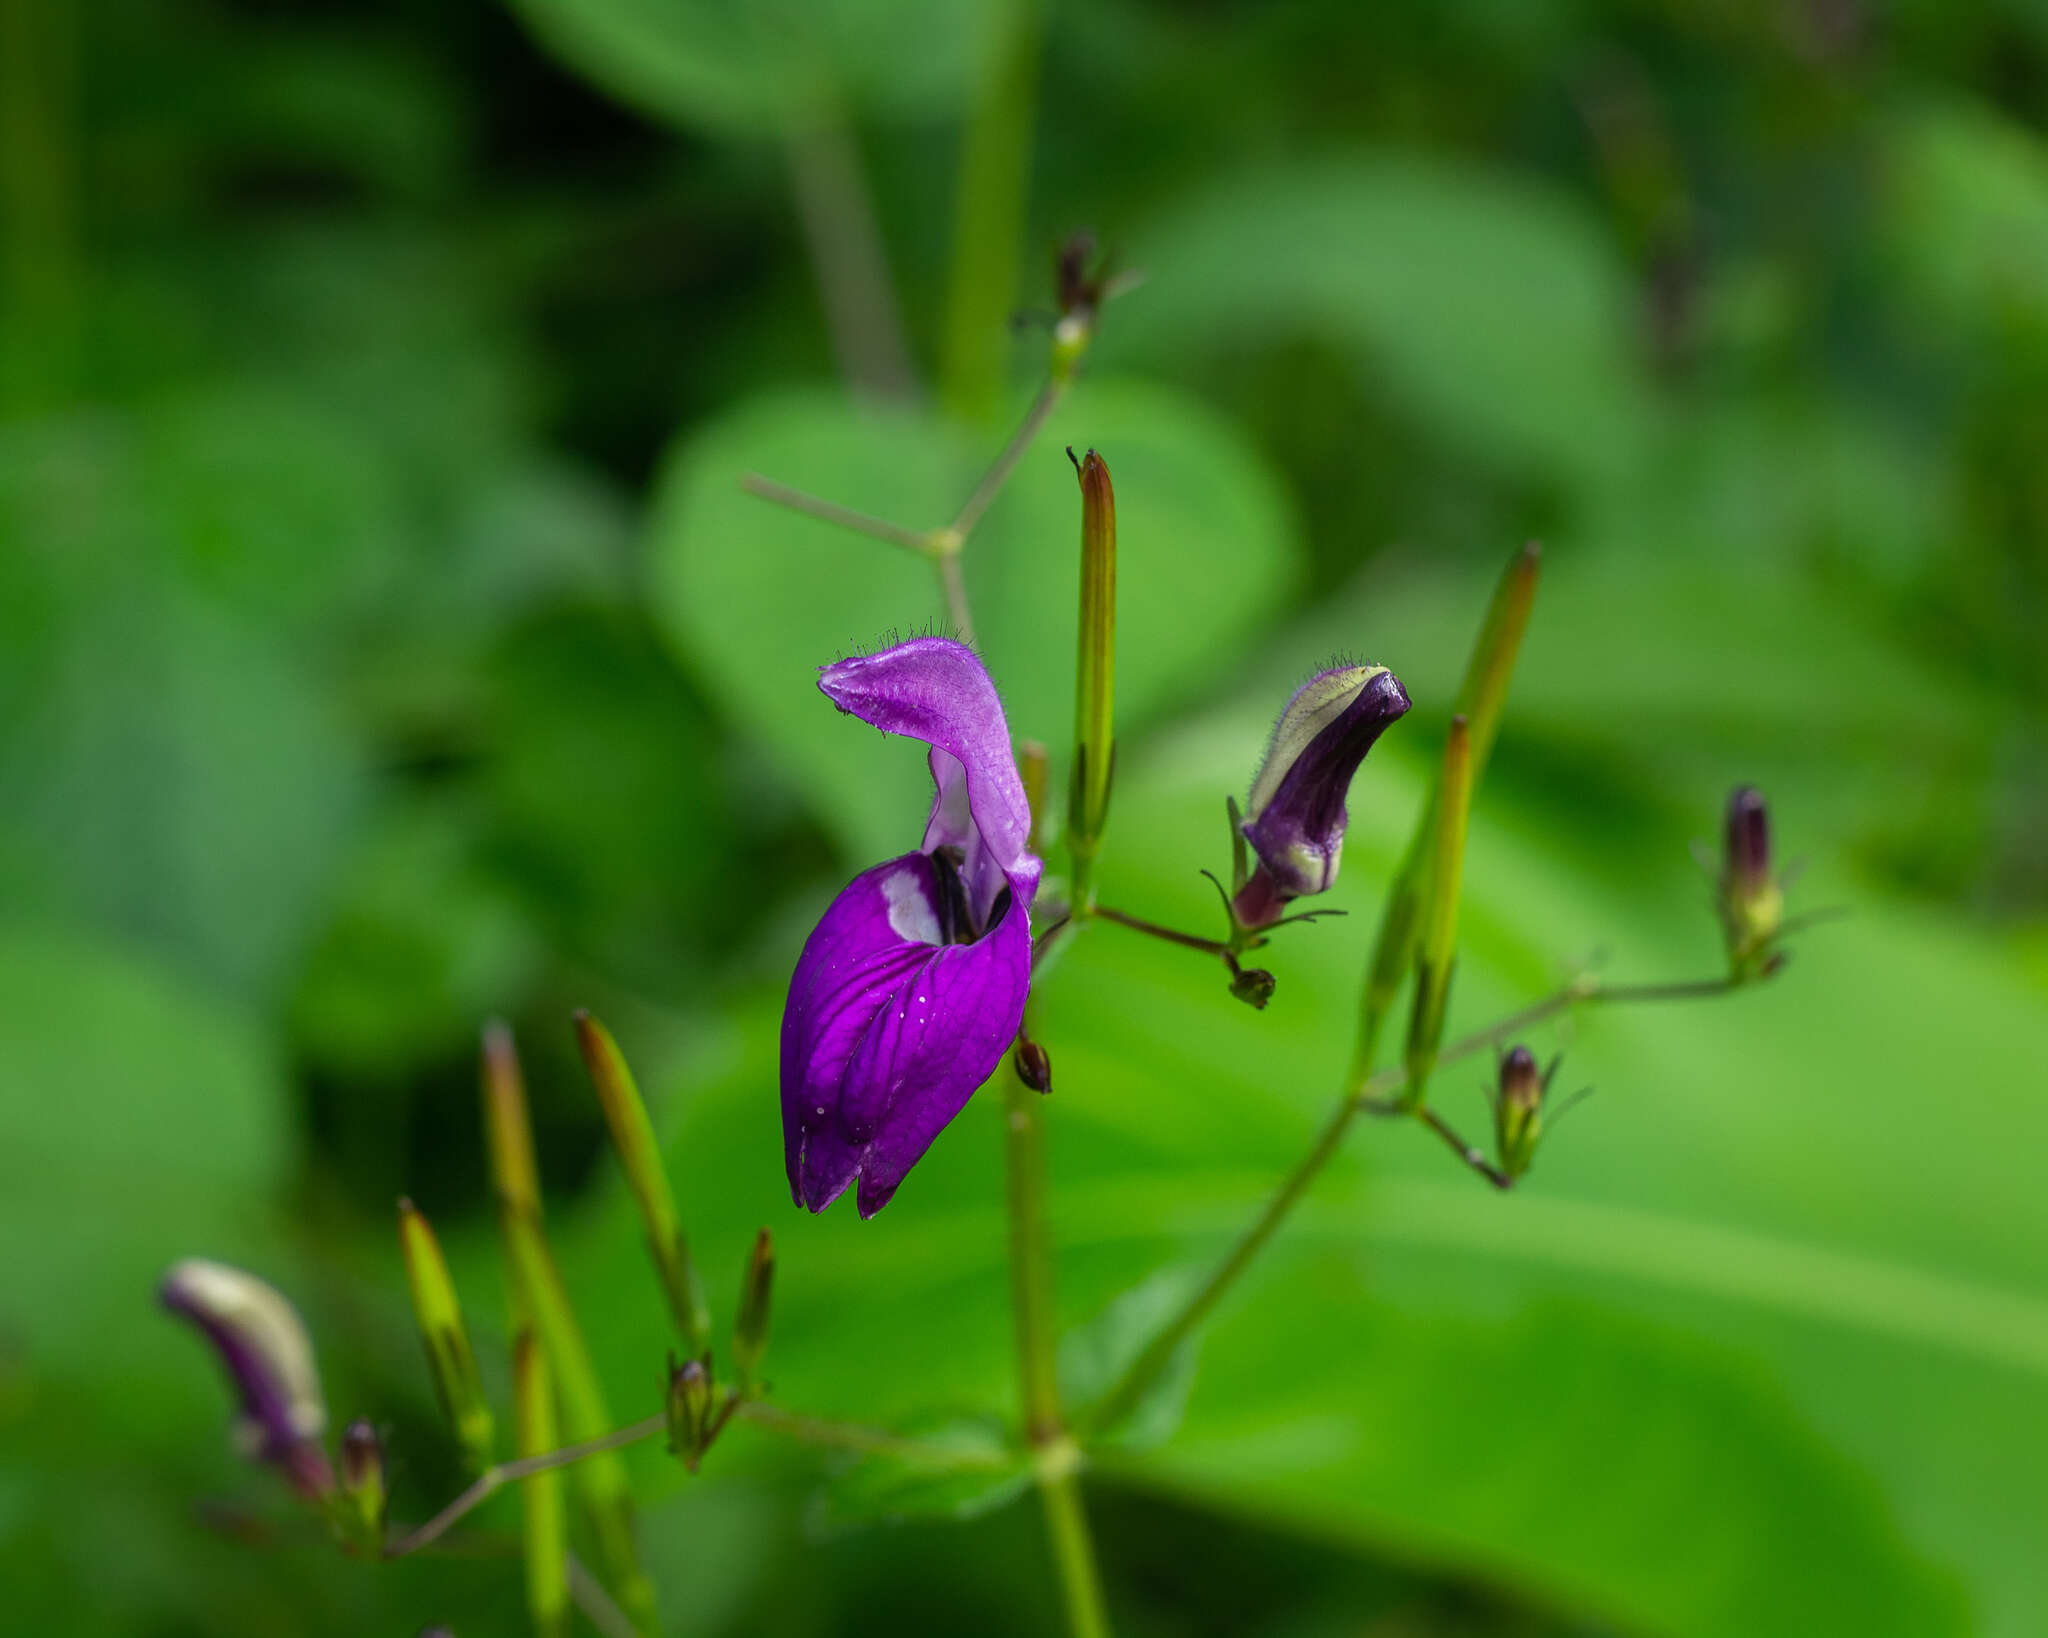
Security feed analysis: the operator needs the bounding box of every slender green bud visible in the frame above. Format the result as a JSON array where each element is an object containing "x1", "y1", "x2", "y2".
[
  {"x1": 573, "y1": 1010, "x2": 711, "y2": 1355},
  {"x1": 1455, "y1": 542, "x2": 1541, "y2": 785},
  {"x1": 396, "y1": 1200, "x2": 494, "y2": 1474},
  {"x1": 1067, "y1": 447, "x2": 1117, "y2": 902},
  {"x1": 1018, "y1": 738, "x2": 1051, "y2": 856},
  {"x1": 1355, "y1": 544, "x2": 1540, "y2": 1080},
  {"x1": 335, "y1": 1418, "x2": 387, "y2": 1556},
  {"x1": 481, "y1": 1020, "x2": 542, "y2": 1221},
  {"x1": 512, "y1": 1332, "x2": 570, "y2": 1638},
  {"x1": 1493, "y1": 1045, "x2": 1546, "y2": 1180},
  {"x1": 665, "y1": 1354, "x2": 714, "y2": 1468},
  {"x1": 732, "y1": 1229, "x2": 775, "y2": 1394},
  {"x1": 1404, "y1": 715, "x2": 1472, "y2": 1106}
]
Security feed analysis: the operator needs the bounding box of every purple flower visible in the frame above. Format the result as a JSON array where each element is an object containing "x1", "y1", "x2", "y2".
[
  {"x1": 1234, "y1": 664, "x2": 1411, "y2": 927},
  {"x1": 782, "y1": 638, "x2": 1041, "y2": 1217},
  {"x1": 161, "y1": 1258, "x2": 334, "y2": 1498}
]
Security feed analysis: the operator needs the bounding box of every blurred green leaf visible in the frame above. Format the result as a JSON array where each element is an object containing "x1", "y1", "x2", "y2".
[
  {"x1": 646, "y1": 376, "x2": 1300, "y2": 859},
  {"x1": 508, "y1": 0, "x2": 1000, "y2": 136},
  {"x1": 1104, "y1": 155, "x2": 1658, "y2": 489},
  {"x1": 811, "y1": 1420, "x2": 1030, "y2": 1530},
  {"x1": 0, "y1": 926, "x2": 288, "y2": 1394},
  {"x1": 1057, "y1": 1266, "x2": 1202, "y2": 1451},
  {"x1": 1885, "y1": 98, "x2": 2048, "y2": 341}
]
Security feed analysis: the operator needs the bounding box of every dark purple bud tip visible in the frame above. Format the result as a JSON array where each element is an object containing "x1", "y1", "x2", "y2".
[
  {"x1": 340, "y1": 1419, "x2": 383, "y2": 1493},
  {"x1": 1057, "y1": 230, "x2": 1102, "y2": 318},
  {"x1": 1241, "y1": 666, "x2": 1411, "y2": 904},
  {"x1": 1015, "y1": 1038, "x2": 1053, "y2": 1094},
  {"x1": 1725, "y1": 785, "x2": 1771, "y2": 889},
  {"x1": 666, "y1": 1354, "x2": 713, "y2": 1462},
  {"x1": 1498, "y1": 1045, "x2": 1542, "y2": 1111},
  {"x1": 1718, "y1": 785, "x2": 1785, "y2": 977},
  {"x1": 1230, "y1": 967, "x2": 1277, "y2": 1010},
  {"x1": 1494, "y1": 1044, "x2": 1546, "y2": 1179}
]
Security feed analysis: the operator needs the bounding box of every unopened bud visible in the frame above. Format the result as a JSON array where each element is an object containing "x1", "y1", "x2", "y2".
[
  {"x1": 1229, "y1": 966, "x2": 1277, "y2": 1010},
  {"x1": 336, "y1": 1418, "x2": 387, "y2": 1554},
  {"x1": 1719, "y1": 785, "x2": 1784, "y2": 979},
  {"x1": 1494, "y1": 1045, "x2": 1546, "y2": 1180},
  {"x1": 575, "y1": 1010, "x2": 712, "y2": 1354},
  {"x1": 1235, "y1": 665, "x2": 1411, "y2": 927},
  {"x1": 732, "y1": 1230, "x2": 775, "y2": 1394},
  {"x1": 666, "y1": 1355, "x2": 714, "y2": 1467},
  {"x1": 397, "y1": 1199, "x2": 495, "y2": 1473},
  {"x1": 1068, "y1": 449, "x2": 1118, "y2": 899},
  {"x1": 161, "y1": 1258, "x2": 333, "y2": 1498},
  {"x1": 1014, "y1": 1037, "x2": 1053, "y2": 1093},
  {"x1": 1052, "y1": 232, "x2": 1105, "y2": 380}
]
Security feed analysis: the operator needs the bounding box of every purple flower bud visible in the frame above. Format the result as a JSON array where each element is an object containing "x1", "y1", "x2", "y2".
[
  {"x1": 782, "y1": 638, "x2": 1040, "y2": 1217},
  {"x1": 1234, "y1": 665, "x2": 1411, "y2": 924},
  {"x1": 1725, "y1": 785, "x2": 1771, "y2": 894},
  {"x1": 1014, "y1": 1037, "x2": 1053, "y2": 1093},
  {"x1": 1718, "y1": 785, "x2": 1784, "y2": 978},
  {"x1": 666, "y1": 1355, "x2": 713, "y2": 1465},
  {"x1": 1493, "y1": 1045, "x2": 1546, "y2": 1180},
  {"x1": 337, "y1": 1418, "x2": 387, "y2": 1553},
  {"x1": 161, "y1": 1258, "x2": 333, "y2": 1498}
]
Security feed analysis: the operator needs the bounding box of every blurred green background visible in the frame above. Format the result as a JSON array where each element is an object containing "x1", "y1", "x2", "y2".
[{"x1": 4, "y1": 0, "x2": 2047, "y2": 1634}]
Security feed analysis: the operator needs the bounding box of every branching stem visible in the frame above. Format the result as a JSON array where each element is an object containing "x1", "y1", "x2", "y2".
[{"x1": 1078, "y1": 968, "x2": 1751, "y2": 1434}]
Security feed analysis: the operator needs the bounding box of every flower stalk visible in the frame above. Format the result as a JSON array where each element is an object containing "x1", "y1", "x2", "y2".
[{"x1": 513, "y1": 1332, "x2": 571, "y2": 1638}]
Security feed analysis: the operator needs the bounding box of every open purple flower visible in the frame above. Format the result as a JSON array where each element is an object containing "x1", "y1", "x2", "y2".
[{"x1": 782, "y1": 638, "x2": 1041, "y2": 1217}]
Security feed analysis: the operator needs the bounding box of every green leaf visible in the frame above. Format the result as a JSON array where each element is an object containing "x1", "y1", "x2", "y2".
[
  {"x1": 1104, "y1": 154, "x2": 1657, "y2": 490},
  {"x1": 1057, "y1": 1266, "x2": 1204, "y2": 1451},
  {"x1": 506, "y1": 0, "x2": 1001, "y2": 136},
  {"x1": 0, "y1": 926, "x2": 289, "y2": 1405},
  {"x1": 810, "y1": 1420, "x2": 1031, "y2": 1530},
  {"x1": 645, "y1": 377, "x2": 1300, "y2": 859}
]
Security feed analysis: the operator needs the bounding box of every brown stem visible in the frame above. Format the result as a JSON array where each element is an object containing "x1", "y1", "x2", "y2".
[{"x1": 1092, "y1": 904, "x2": 1230, "y2": 959}]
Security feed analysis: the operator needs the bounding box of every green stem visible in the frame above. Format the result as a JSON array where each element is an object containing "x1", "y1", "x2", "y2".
[
  {"x1": 785, "y1": 117, "x2": 918, "y2": 403},
  {"x1": 1091, "y1": 903, "x2": 1230, "y2": 959},
  {"x1": 1037, "y1": 1454, "x2": 1113, "y2": 1638},
  {"x1": 937, "y1": 545, "x2": 977, "y2": 646},
  {"x1": 1005, "y1": 1076, "x2": 1115, "y2": 1635},
  {"x1": 939, "y1": 0, "x2": 1044, "y2": 421},
  {"x1": 740, "y1": 474, "x2": 938, "y2": 555},
  {"x1": 950, "y1": 375, "x2": 1067, "y2": 539},
  {"x1": 1006, "y1": 1076, "x2": 1064, "y2": 1445},
  {"x1": 385, "y1": 1415, "x2": 667, "y2": 1560}
]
